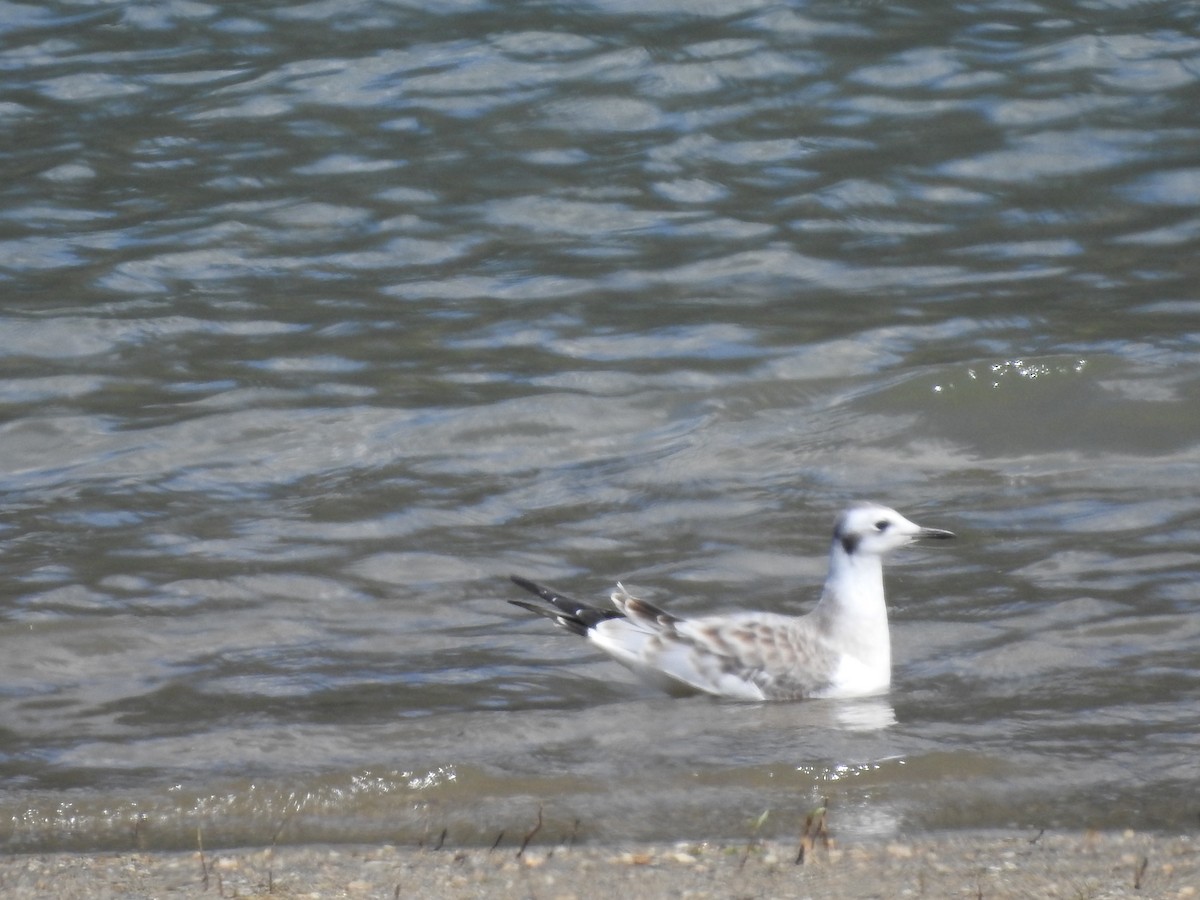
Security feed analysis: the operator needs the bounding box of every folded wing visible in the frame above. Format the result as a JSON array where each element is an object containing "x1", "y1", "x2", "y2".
[{"x1": 591, "y1": 586, "x2": 839, "y2": 700}]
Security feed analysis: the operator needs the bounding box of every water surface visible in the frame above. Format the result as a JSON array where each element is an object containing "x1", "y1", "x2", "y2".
[{"x1": 1, "y1": 0, "x2": 1199, "y2": 852}]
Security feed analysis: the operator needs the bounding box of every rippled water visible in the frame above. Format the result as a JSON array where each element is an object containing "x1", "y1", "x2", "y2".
[{"x1": 2, "y1": 0, "x2": 1199, "y2": 853}]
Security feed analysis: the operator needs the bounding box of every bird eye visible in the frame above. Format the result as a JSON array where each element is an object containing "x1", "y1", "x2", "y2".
[{"x1": 875, "y1": 520, "x2": 890, "y2": 531}]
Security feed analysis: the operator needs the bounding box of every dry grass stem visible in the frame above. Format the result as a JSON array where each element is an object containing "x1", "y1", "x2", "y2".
[{"x1": 517, "y1": 805, "x2": 543, "y2": 858}]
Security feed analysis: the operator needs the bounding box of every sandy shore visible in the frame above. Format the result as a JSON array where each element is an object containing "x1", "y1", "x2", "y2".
[{"x1": 1, "y1": 830, "x2": 1195, "y2": 898}]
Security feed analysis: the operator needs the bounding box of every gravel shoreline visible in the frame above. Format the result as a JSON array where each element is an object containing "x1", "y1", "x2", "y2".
[{"x1": 1, "y1": 830, "x2": 1196, "y2": 898}]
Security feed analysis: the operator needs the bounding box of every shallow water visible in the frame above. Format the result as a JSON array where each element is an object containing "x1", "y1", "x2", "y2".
[{"x1": 2, "y1": 0, "x2": 1199, "y2": 852}]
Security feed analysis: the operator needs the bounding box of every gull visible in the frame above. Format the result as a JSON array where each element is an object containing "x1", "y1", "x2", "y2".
[{"x1": 508, "y1": 503, "x2": 954, "y2": 701}]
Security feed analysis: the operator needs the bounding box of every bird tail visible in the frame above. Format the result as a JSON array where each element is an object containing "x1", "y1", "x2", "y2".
[
  {"x1": 610, "y1": 582, "x2": 679, "y2": 630},
  {"x1": 508, "y1": 575, "x2": 623, "y2": 636}
]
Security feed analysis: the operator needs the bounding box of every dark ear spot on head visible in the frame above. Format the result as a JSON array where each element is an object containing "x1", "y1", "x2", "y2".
[{"x1": 841, "y1": 532, "x2": 860, "y2": 554}]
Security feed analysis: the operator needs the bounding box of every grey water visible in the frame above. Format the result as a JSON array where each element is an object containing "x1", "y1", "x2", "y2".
[{"x1": 2, "y1": 0, "x2": 1199, "y2": 853}]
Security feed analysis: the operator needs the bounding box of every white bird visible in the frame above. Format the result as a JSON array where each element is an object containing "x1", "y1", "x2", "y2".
[{"x1": 508, "y1": 503, "x2": 954, "y2": 701}]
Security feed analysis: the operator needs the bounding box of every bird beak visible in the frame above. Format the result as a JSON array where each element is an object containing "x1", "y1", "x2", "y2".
[{"x1": 917, "y1": 527, "x2": 955, "y2": 540}]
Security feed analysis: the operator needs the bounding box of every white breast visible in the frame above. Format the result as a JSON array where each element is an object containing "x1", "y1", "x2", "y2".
[{"x1": 812, "y1": 652, "x2": 891, "y2": 699}]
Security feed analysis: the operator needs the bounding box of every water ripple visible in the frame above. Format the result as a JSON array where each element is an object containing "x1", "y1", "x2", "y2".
[{"x1": 2, "y1": 0, "x2": 1200, "y2": 851}]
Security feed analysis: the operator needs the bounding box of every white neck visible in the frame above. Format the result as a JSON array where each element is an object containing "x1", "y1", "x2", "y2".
[{"x1": 813, "y1": 543, "x2": 891, "y2": 673}]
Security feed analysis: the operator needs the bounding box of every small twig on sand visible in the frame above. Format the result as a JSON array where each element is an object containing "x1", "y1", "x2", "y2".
[
  {"x1": 267, "y1": 813, "x2": 292, "y2": 894},
  {"x1": 795, "y1": 798, "x2": 830, "y2": 865},
  {"x1": 517, "y1": 804, "x2": 543, "y2": 858},
  {"x1": 197, "y1": 827, "x2": 209, "y2": 891},
  {"x1": 1134, "y1": 855, "x2": 1149, "y2": 890},
  {"x1": 132, "y1": 813, "x2": 147, "y2": 851},
  {"x1": 740, "y1": 809, "x2": 770, "y2": 870}
]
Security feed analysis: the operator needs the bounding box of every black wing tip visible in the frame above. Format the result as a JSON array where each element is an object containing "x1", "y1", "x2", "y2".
[
  {"x1": 506, "y1": 574, "x2": 623, "y2": 634},
  {"x1": 507, "y1": 596, "x2": 590, "y2": 637},
  {"x1": 507, "y1": 598, "x2": 544, "y2": 614},
  {"x1": 509, "y1": 574, "x2": 559, "y2": 602}
]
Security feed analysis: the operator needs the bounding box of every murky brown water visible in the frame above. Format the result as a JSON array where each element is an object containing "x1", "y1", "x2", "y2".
[{"x1": 1, "y1": 0, "x2": 1199, "y2": 852}]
